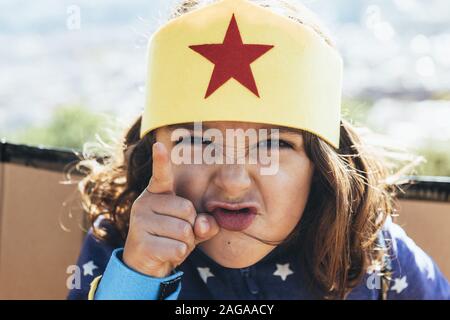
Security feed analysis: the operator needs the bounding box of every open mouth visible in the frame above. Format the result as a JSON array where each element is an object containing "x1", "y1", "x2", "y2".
[
  {"x1": 213, "y1": 206, "x2": 257, "y2": 215},
  {"x1": 206, "y1": 201, "x2": 259, "y2": 232}
]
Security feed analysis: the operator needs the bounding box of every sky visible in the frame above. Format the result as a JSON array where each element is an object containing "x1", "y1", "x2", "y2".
[{"x1": 1, "y1": 0, "x2": 449, "y2": 149}]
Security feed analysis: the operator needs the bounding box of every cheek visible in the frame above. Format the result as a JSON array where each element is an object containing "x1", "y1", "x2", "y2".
[
  {"x1": 172, "y1": 165, "x2": 210, "y2": 206},
  {"x1": 259, "y1": 156, "x2": 313, "y2": 231}
]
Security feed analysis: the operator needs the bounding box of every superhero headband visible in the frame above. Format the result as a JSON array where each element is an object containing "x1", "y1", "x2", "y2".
[{"x1": 140, "y1": 0, "x2": 343, "y2": 148}]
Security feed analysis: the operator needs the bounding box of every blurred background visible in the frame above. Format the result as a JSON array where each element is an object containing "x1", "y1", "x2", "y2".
[
  {"x1": 0, "y1": 0, "x2": 449, "y2": 176},
  {"x1": 0, "y1": 0, "x2": 449, "y2": 300}
]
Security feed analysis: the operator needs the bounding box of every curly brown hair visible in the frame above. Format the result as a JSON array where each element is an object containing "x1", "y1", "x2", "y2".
[{"x1": 71, "y1": 0, "x2": 418, "y2": 299}]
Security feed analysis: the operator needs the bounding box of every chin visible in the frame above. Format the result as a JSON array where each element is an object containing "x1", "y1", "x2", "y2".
[{"x1": 198, "y1": 231, "x2": 274, "y2": 269}]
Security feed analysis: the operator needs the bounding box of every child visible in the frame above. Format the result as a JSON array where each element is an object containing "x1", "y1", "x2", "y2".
[{"x1": 68, "y1": 0, "x2": 449, "y2": 300}]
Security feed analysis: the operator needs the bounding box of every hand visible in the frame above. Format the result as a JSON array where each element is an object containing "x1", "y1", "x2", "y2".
[{"x1": 123, "y1": 142, "x2": 220, "y2": 278}]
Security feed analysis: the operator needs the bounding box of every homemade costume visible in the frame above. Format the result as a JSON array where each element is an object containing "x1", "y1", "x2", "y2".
[
  {"x1": 68, "y1": 217, "x2": 449, "y2": 299},
  {"x1": 67, "y1": 0, "x2": 449, "y2": 300}
]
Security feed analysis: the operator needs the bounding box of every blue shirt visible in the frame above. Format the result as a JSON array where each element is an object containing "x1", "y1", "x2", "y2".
[{"x1": 67, "y1": 217, "x2": 450, "y2": 300}]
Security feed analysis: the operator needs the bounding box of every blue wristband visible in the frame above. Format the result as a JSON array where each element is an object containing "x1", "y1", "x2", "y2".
[{"x1": 94, "y1": 248, "x2": 183, "y2": 300}]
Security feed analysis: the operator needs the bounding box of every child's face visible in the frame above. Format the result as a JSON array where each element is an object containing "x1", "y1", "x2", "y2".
[{"x1": 155, "y1": 121, "x2": 314, "y2": 268}]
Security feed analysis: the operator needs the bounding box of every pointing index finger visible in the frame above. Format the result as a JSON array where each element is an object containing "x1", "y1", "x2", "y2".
[{"x1": 147, "y1": 142, "x2": 174, "y2": 194}]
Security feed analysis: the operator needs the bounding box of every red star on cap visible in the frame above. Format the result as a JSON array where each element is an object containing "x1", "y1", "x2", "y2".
[{"x1": 189, "y1": 14, "x2": 274, "y2": 98}]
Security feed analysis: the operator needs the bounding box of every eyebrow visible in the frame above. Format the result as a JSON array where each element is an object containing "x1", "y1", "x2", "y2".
[
  {"x1": 167, "y1": 123, "x2": 303, "y2": 136},
  {"x1": 167, "y1": 123, "x2": 195, "y2": 131},
  {"x1": 276, "y1": 127, "x2": 303, "y2": 136}
]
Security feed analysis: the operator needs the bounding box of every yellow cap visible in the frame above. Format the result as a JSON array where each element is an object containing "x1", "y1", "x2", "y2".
[{"x1": 141, "y1": 0, "x2": 343, "y2": 148}]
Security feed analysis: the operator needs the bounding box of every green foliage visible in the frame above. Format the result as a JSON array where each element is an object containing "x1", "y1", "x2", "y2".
[
  {"x1": 415, "y1": 142, "x2": 450, "y2": 177},
  {"x1": 342, "y1": 97, "x2": 450, "y2": 177},
  {"x1": 3, "y1": 105, "x2": 112, "y2": 150},
  {"x1": 342, "y1": 96, "x2": 375, "y2": 127},
  {"x1": 1, "y1": 102, "x2": 449, "y2": 177}
]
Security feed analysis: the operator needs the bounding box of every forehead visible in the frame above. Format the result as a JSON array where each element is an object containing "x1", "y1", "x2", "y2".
[{"x1": 165, "y1": 121, "x2": 303, "y2": 135}]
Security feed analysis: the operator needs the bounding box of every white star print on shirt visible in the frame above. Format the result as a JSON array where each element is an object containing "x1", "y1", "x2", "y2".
[
  {"x1": 197, "y1": 267, "x2": 214, "y2": 284},
  {"x1": 390, "y1": 276, "x2": 408, "y2": 294},
  {"x1": 273, "y1": 263, "x2": 294, "y2": 281},
  {"x1": 82, "y1": 260, "x2": 98, "y2": 276}
]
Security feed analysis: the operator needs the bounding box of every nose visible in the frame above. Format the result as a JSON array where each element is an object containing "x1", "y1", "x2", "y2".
[{"x1": 212, "y1": 164, "x2": 252, "y2": 200}]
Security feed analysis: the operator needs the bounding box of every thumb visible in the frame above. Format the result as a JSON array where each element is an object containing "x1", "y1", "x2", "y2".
[{"x1": 194, "y1": 214, "x2": 220, "y2": 245}]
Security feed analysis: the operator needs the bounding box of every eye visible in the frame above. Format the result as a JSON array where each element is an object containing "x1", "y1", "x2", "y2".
[
  {"x1": 175, "y1": 136, "x2": 212, "y2": 145},
  {"x1": 257, "y1": 139, "x2": 293, "y2": 149}
]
